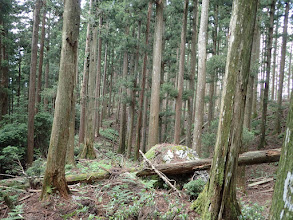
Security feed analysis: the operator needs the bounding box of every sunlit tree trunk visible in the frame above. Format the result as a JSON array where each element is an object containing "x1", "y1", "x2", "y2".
[
  {"x1": 174, "y1": 0, "x2": 188, "y2": 144},
  {"x1": 44, "y1": 16, "x2": 50, "y2": 112},
  {"x1": 275, "y1": 1, "x2": 289, "y2": 134},
  {"x1": 193, "y1": 0, "x2": 257, "y2": 218},
  {"x1": 147, "y1": 0, "x2": 164, "y2": 150},
  {"x1": 41, "y1": 0, "x2": 80, "y2": 200},
  {"x1": 192, "y1": 0, "x2": 209, "y2": 156},
  {"x1": 27, "y1": 0, "x2": 42, "y2": 166},
  {"x1": 259, "y1": 0, "x2": 275, "y2": 149}
]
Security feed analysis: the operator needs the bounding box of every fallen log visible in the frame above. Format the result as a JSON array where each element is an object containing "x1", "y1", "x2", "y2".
[
  {"x1": 136, "y1": 148, "x2": 281, "y2": 176},
  {"x1": 0, "y1": 148, "x2": 281, "y2": 188}
]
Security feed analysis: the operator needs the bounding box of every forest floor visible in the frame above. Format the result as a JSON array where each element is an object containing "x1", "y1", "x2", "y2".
[{"x1": 0, "y1": 102, "x2": 288, "y2": 219}]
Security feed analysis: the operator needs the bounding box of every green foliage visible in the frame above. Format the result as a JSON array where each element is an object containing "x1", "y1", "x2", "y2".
[
  {"x1": 26, "y1": 158, "x2": 46, "y2": 177},
  {"x1": 0, "y1": 146, "x2": 24, "y2": 175},
  {"x1": 0, "y1": 123, "x2": 27, "y2": 149},
  {"x1": 183, "y1": 178, "x2": 206, "y2": 200},
  {"x1": 242, "y1": 127, "x2": 255, "y2": 146},
  {"x1": 99, "y1": 128, "x2": 119, "y2": 142},
  {"x1": 161, "y1": 82, "x2": 178, "y2": 98},
  {"x1": 2, "y1": 204, "x2": 24, "y2": 220},
  {"x1": 34, "y1": 112, "x2": 53, "y2": 156},
  {"x1": 239, "y1": 202, "x2": 265, "y2": 220}
]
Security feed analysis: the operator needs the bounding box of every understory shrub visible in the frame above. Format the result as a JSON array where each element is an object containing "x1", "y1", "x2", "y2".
[{"x1": 183, "y1": 178, "x2": 206, "y2": 200}]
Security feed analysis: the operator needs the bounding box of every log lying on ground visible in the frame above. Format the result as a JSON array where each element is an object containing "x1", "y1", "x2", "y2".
[
  {"x1": 0, "y1": 148, "x2": 281, "y2": 188},
  {"x1": 136, "y1": 148, "x2": 281, "y2": 176}
]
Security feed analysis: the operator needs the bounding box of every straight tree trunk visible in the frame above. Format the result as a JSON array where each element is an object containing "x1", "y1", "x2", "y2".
[
  {"x1": 94, "y1": 16, "x2": 102, "y2": 137},
  {"x1": 271, "y1": 19, "x2": 279, "y2": 101},
  {"x1": 27, "y1": 0, "x2": 42, "y2": 166},
  {"x1": 192, "y1": 0, "x2": 209, "y2": 156},
  {"x1": 36, "y1": 1, "x2": 47, "y2": 113},
  {"x1": 147, "y1": 0, "x2": 165, "y2": 150},
  {"x1": 80, "y1": 11, "x2": 98, "y2": 159},
  {"x1": 135, "y1": 3, "x2": 151, "y2": 160},
  {"x1": 100, "y1": 43, "x2": 108, "y2": 127},
  {"x1": 252, "y1": 27, "x2": 260, "y2": 118},
  {"x1": 41, "y1": 0, "x2": 80, "y2": 200},
  {"x1": 78, "y1": 1, "x2": 92, "y2": 144},
  {"x1": 193, "y1": 0, "x2": 257, "y2": 219},
  {"x1": 44, "y1": 17, "x2": 50, "y2": 112},
  {"x1": 118, "y1": 27, "x2": 129, "y2": 154},
  {"x1": 207, "y1": 3, "x2": 218, "y2": 128},
  {"x1": 142, "y1": 69, "x2": 149, "y2": 153},
  {"x1": 174, "y1": 0, "x2": 189, "y2": 144},
  {"x1": 0, "y1": 19, "x2": 9, "y2": 121},
  {"x1": 288, "y1": 46, "x2": 292, "y2": 100},
  {"x1": 259, "y1": 0, "x2": 276, "y2": 149},
  {"x1": 270, "y1": 91, "x2": 293, "y2": 219},
  {"x1": 275, "y1": 1, "x2": 290, "y2": 134},
  {"x1": 186, "y1": 0, "x2": 198, "y2": 148}
]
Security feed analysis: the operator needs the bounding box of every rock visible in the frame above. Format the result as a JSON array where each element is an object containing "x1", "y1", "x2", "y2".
[{"x1": 144, "y1": 144, "x2": 209, "y2": 182}]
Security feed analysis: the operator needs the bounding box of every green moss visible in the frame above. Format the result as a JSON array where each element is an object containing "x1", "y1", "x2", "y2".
[
  {"x1": 145, "y1": 145, "x2": 159, "y2": 159},
  {"x1": 191, "y1": 184, "x2": 208, "y2": 213}
]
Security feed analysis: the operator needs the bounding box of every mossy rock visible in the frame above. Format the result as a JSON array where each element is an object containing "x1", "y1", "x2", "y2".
[
  {"x1": 144, "y1": 144, "x2": 209, "y2": 183},
  {"x1": 145, "y1": 143, "x2": 200, "y2": 165}
]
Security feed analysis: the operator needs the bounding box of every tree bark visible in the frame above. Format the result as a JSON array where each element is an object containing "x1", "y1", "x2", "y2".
[
  {"x1": 135, "y1": 3, "x2": 152, "y2": 160},
  {"x1": 118, "y1": 27, "x2": 129, "y2": 154},
  {"x1": 193, "y1": 0, "x2": 258, "y2": 219},
  {"x1": 94, "y1": 16, "x2": 102, "y2": 137},
  {"x1": 100, "y1": 43, "x2": 108, "y2": 127},
  {"x1": 271, "y1": 18, "x2": 279, "y2": 101},
  {"x1": 44, "y1": 15, "x2": 50, "y2": 112},
  {"x1": 186, "y1": 0, "x2": 198, "y2": 148},
  {"x1": 270, "y1": 71, "x2": 293, "y2": 219},
  {"x1": 259, "y1": 0, "x2": 276, "y2": 149},
  {"x1": 80, "y1": 8, "x2": 98, "y2": 159},
  {"x1": 275, "y1": 1, "x2": 290, "y2": 134},
  {"x1": 27, "y1": 0, "x2": 42, "y2": 166},
  {"x1": 36, "y1": 1, "x2": 47, "y2": 113},
  {"x1": 174, "y1": 0, "x2": 189, "y2": 144},
  {"x1": 78, "y1": 1, "x2": 92, "y2": 144},
  {"x1": 41, "y1": 0, "x2": 80, "y2": 200},
  {"x1": 192, "y1": 0, "x2": 209, "y2": 156},
  {"x1": 147, "y1": 0, "x2": 164, "y2": 150}
]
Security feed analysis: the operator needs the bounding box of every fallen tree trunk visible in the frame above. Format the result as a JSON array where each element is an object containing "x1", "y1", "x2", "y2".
[
  {"x1": 0, "y1": 148, "x2": 281, "y2": 188},
  {"x1": 136, "y1": 148, "x2": 281, "y2": 176}
]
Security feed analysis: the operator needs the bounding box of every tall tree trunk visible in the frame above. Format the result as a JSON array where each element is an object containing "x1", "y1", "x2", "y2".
[
  {"x1": 288, "y1": 46, "x2": 292, "y2": 100},
  {"x1": 259, "y1": 0, "x2": 275, "y2": 149},
  {"x1": 17, "y1": 49, "x2": 21, "y2": 107},
  {"x1": 78, "y1": 1, "x2": 92, "y2": 144},
  {"x1": 238, "y1": 19, "x2": 260, "y2": 192},
  {"x1": 207, "y1": 3, "x2": 218, "y2": 129},
  {"x1": 193, "y1": 0, "x2": 257, "y2": 219},
  {"x1": 36, "y1": 1, "x2": 47, "y2": 113},
  {"x1": 118, "y1": 27, "x2": 129, "y2": 154},
  {"x1": 275, "y1": 1, "x2": 289, "y2": 134},
  {"x1": 270, "y1": 93, "x2": 293, "y2": 220},
  {"x1": 80, "y1": 9, "x2": 98, "y2": 159},
  {"x1": 94, "y1": 16, "x2": 102, "y2": 137},
  {"x1": 41, "y1": 0, "x2": 80, "y2": 200},
  {"x1": 27, "y1": 0, "x2": 42, "y2": 166},
  {"x1": 134, "y1": 3, "x2": 151, "y2": 159},
  {"x1": 100, "y1": 43, "x2": 108, "y2": 127},
  {"x1": 0, "y1": 19, "x2": 9, "y2": 121},
  {"x1": 174, "y1": 0, "x2": 189, "y2": 144},
  {"x1": 186, "y1": 0, "x2": 198, "y2": 148},
  {"x1": 192, "y1": 0, "x2": 209, "y2": 156},
  {"x1": 147, "y1": 0, "x2": 165, "y2": 150},
  {"x1": 44, "y1": 16, "x2": 50, "y2": 112},
  {"x1": 271, "y1": 19, "x2": 279, "y2": 101},
  {"x1": 142, "y1": 69, "x2": 149, "y2": 153}
]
